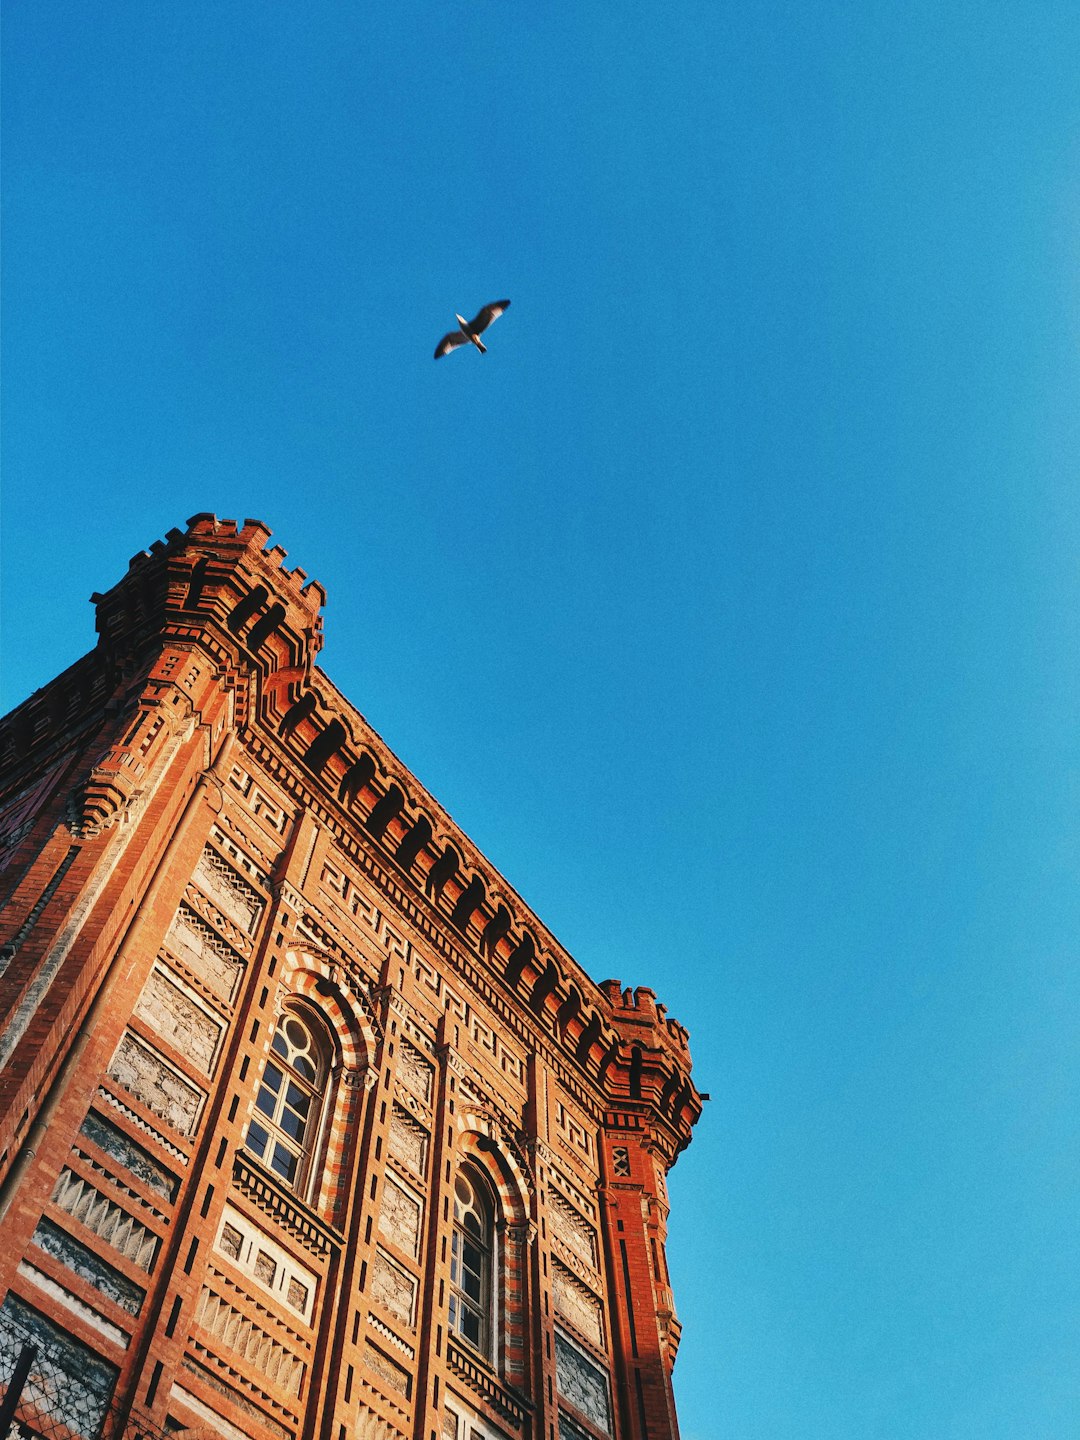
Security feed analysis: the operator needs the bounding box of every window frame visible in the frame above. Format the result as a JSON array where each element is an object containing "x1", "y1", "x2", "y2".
[
  {"x1": 244, "y1": 1004, "x2": 333, "y2": 1199},
  {"x1": 448, "y1": 1165, "x2": 499, "y2": 1361}
]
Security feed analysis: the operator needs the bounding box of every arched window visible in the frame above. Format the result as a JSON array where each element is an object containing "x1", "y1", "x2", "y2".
[
  {"x1": 449, "y1": 1167, "x2": 496, "y2": 1355},
  {"x1": 245, "y1": 1008, "x2": 331, "y2": 1193}
]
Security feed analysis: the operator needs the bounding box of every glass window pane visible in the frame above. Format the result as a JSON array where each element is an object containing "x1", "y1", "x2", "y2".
[
  {"x1": 285, "y1": 1083, "x2": 311, "y2": 1114},
  {"x1": 247, "y1": 1121, "x2": 269, "y2": 1156},
  {"x1": 284, "y1": 1017, "x2": 309, "y2": 1050},
  {"x1": 280, "y1": 1108, "x2": 306, "y2": 1140},
  {"x1": 272, "y1": 1143, "x2": 297, "y2": 1181},
  {"x1": 262, "y1": 1062, "x2": 283, "y2": 1093}
]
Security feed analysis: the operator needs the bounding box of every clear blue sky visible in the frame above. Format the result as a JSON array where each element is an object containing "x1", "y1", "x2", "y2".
[{"x1": 3, "y1": 5, "x2": 1079, "y2": 1437}]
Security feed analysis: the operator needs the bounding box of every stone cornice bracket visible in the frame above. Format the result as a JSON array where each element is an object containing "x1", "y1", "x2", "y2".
[
  {"x1": 340, "y1": 1064, "x2": 378, "y2": 1093},
  {"x1": 505, "y1": 1220, "x2": 538, "y2": 1249},
  {"x1": 528, "y1": 1137, "x2": 556, "y2": 1168},
  {"x1": 376, "y1": 985, "x2": 413, "y2": 1024},
  {"x1": 272, "y1": 880, "x2": 305, "y2": 914},
  {"x1": 438, "y1": 1044, "x2": 471, "y2": 1080}
]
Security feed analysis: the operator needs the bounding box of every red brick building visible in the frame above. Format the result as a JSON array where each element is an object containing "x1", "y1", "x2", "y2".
[{"x1": 0, "y1": 517, "x2": 703, "y2": 1440}]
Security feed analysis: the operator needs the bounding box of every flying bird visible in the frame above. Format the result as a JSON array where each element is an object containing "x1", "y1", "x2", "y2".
[{"x1": 434, "y1": 300, "x2": 511, "y2": 359}]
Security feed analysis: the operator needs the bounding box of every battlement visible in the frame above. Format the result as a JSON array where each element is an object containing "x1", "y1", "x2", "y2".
[{"x1": 600, "y1": 979, "x2": 693, "y2": 1060}]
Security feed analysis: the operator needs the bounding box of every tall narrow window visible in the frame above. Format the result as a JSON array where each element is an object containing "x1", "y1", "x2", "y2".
[
  {"x1": 246, "y1": 1009, "x2": 330, "y2": 1193},
  {"x1": 449, "y1": 1168, "x2": 495, "y2": 1355}
]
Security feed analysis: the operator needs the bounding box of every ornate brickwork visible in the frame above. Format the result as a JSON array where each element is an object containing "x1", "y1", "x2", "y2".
[{"x1": 0, "y1": 516, "x2": 702, "y2": 1440}]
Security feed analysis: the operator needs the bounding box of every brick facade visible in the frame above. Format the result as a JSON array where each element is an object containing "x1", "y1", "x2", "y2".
[{"x1": 0, "y1": 516, "x2": 703, "y2": 1440}]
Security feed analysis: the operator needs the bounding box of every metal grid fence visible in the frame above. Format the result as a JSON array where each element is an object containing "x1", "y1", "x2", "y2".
[{"x1": 0, "y1": 1307, "x2": 170, "y2": 1440}]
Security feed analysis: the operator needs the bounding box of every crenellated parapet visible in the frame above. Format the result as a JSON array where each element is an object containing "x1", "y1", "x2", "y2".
[{"x1": 595, "y1": 981, "x2": 703, "y2": 1166}]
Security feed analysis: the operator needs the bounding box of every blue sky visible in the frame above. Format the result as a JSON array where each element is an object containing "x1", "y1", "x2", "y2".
[{"x1": 3, "y1": 4, "x2": 1079, "y2": 1437}]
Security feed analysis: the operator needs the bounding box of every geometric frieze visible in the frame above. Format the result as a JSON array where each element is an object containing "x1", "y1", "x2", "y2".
[
  {"x1": 227, "y1": 765, "x2": 288, "y2": 834},
  {"x1": 213, "y1": 1206, "x2": 318, "y2": 1323},
  {"x1": 555, "y1": 1101, "x2": 594, "y2": 1162},
  {"x1": 553, "y1": 1330, "x2": 611, "y2": 1436},
  {"x1": 164, "y1": 904, "x2": 245, "y2": 1000},
  {"x1": 377, "y1": 1176, "x2": 423, "y2": 1260},
  {"x1": 134, "y1": 965, "x2": 224, "y2": 1075},
  {"x1": 466, "y1": 1014, "x2": 525, "y2": 1091},
  {"x1": 387, "y1": 1105, "x2": 428, "y2": 1179},
  {"x1": 194, "y1": 843, "x2": 263, "y2": 934},
  {"x1": 548, "y1": 1190, "x2": 599, "y2": 1272},
  {"x1": 551, "y1": 1262, "x2": 604, "y2": 1350},
  {"x1": 397, "y1": 1041, "x2": 433, "y2": 1108},
  {"x1": 369, "y1": 1248, "x2": 417, "y2": 1328},
  {"x1": 106, "y1": 1031, "x2": 205, "y2": 1137},
  {"x1": 50, "y1": 1169, "x2": 160, "y2": 1272},
  {"x1": 193, "y1": 1285, "x2": 305, "y2": 1396}
]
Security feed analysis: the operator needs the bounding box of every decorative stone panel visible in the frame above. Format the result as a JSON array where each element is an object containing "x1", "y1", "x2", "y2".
[
  {"x1": 51, "y1": 1169, "x2": 159, "y2": 1271},
  {"x1": 193, "y1": 1285, "x2": 305, "y2": 1395},
  {"x1": 107, "y1": 1032, "x2": 205, "y2": 1136},
  {"x1": 176, "y1": 1364, "x2": 295, "y2": 1440},
  {"x1": 398, "y1": 1040, "x2": 433, "y2": 1106},
  {"x1": 134, "y1": 965, "x2": 223, "y2": 1074},
  {"x1": 164, "y1": 905, "x2": 245, "y2": 1000},
  {"x1": 195, "y1": 843, "x2": 264, "y2": 933},
  {"x1": 554, "y1": 1331, "x2": 611, "y2": 1436},
  {"x1": 212, "y1": 1205, "x2": 318, "y2": 1322},
  {"x1": 356, "y1": 1409, "x2": 407, "y2": 1440},
  {"x1": 78, "y1": 1110, "x2": 178, "y2": 1199},
  {"x1": 377, "y1": 1176, "x2": 423, "y2": 1259},
  {"x1": 549, "y1": 1190, "x2": 599, "y2": 1272},
  {"x1": 0, "y1": 1292, "x2": 119, "y2": 1440},
  {"x1": 362, "y1": 1341, "x2": 411, "y2": 1398},
  {"x1": 31, "y1": 1217, "x2": 146, "y2": 1315},
  {"x1": 552, "y1": 1262, "x2": 604, "y2": 1350},
  {"x1": 370, "y1": 1248, "x2": 417, "y2": 1327},
  {"x1": 388, "y1": 1105, "x2": 428, "y2": 1178},
  {"x1": 377, "y1": 1177, "x2": 423, "y2": 1260}
]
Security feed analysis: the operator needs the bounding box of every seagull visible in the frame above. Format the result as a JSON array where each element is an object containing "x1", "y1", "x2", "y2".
[{"x1": 434, "y1": 300, "x2": 511, "y2": 359}]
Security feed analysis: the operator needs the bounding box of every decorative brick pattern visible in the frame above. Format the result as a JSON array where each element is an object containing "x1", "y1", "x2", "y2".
[{"x1": 0, "y1": 516, "x2": 702, "y2": 1440}]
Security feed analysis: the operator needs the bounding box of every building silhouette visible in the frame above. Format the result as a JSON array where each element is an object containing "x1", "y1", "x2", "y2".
[{"x1": 0, "y1": 516, "x2": 703, "y2": 1440}]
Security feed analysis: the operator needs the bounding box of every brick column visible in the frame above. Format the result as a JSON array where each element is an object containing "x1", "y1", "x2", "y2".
[{"x1": 598, "y1": 1126, "x2": 681, "y2": 1440}]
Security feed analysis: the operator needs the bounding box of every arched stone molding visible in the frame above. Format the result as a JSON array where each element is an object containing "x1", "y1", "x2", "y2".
[
  {"x1": 278, "y1": 945, "x2": 381, "y2": 1069},
  {"x1": 451, "y1": 1120, "x2": 535, "y2": 1393},
  {"x1": 454, "y1": 1112, "x2": 532, "y2": 1225},
  {"x1": 270, "y1": 946, "x2": 380, "y2": 1223}
]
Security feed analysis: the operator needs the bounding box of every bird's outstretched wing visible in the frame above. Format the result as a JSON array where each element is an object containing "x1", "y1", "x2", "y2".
[
  {"x1": 467, "y1": 299, "x2": 511, "y2": 335},
  {"x1": 434, "y1": 330, "x2": 470, "y2": 360}
]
